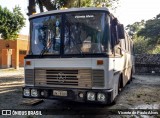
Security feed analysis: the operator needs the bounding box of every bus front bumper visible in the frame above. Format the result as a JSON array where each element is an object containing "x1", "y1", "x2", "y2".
[{"x1": 22, "y1": 87, "x2": 113, "y2": 104}]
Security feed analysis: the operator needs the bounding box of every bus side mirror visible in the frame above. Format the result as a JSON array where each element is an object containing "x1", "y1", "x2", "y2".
[{"x1": 117, "y1": 24, "x2": 125, "y2": 39}]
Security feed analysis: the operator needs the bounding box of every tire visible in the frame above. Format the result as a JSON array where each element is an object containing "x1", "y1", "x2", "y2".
[
  {"x1": 127, "y1": 69, "x2": 133, "y2": 84},
  {"x1": 118, "y1": 74, "x2": 123, "y2": 93},
  {"x1": 111, "y1": 75, "x2": 123, "y2": 105},
  {"x1": 130, "y1": 68, "x2": 133, "y2": 81}
]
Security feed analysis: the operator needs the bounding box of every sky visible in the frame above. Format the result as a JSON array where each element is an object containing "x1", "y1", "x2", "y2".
[
  {"x1": 0, "y1": 0, "x2": 160, "y2": 35},
  {"x1": 115, "y1": 0, "x2": 160, "y2": 25}
]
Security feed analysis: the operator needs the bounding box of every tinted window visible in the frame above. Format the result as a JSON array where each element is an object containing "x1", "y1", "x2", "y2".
[
  {"x1": 64, "y1": 12, "x2": 109, "y2": 54},
  {"x1": 31, "y1": 15, "x2": 61, "y2": 55}
]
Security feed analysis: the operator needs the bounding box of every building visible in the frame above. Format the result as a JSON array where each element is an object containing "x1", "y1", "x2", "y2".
[{"x1": 0, "y1": 35, "x2": 29, "y2": 69}]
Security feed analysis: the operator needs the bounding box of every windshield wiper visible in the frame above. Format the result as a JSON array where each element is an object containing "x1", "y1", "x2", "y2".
[
  {"x1": 70, "y1": 37, "x2": 85, "y2": 56},
  {"x1": 40, "y1": 46, "x2": 49, "y2": 57},
  {"x1": 40, "y1": 29, "x2": 52, "y2": 57}
]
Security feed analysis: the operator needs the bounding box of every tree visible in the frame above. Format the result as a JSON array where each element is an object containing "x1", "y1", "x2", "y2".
[
  {"x1": 126, "y1": 13, "x2": 160, "y2": 54},
  {"x1": 125, "y1": 20, "x2": 145, "y2": 38},
  {"x1": 137, "y1": 14, "x2": 160, "y2": 44},
  {"x1": 133, "y1": 36, "x2": 148, "y2": 54},
  {"x1": 36, "y1": 0, "x2": 119, "y2": 12},
  {"x1": 0, "y1": 5, "x2": 25, "y2": 40}
]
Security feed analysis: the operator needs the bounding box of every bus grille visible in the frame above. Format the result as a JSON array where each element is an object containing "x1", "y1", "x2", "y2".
[
  {"x1": 25, "y1": 69, "x2": 34, "y2": 85},
  {"x1": 92, "y1": 70, "x2": 104, "y2": 87},
  {"x1": 35, "y1": 69, "x2": 92, "y2": 88}
]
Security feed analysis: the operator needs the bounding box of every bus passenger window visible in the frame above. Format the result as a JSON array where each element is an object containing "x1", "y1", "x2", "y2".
[
  {"x1": 115, "y1": 42, "x2": 121, "y2": 55},
  {"x1": 125, "y1": 36, "x2": 128, "y2": 52}
]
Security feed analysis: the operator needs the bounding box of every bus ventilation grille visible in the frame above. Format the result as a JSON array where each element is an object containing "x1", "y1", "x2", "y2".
[
  {"x1": 92, "y1": 70, "x2": 104, "y2": 87},
  {"x1": 25, "y1": 69, "x2": 34, "y2": 85},
  {"x1": 34, "y1": 69, "x2": 92, "y2": 88}
]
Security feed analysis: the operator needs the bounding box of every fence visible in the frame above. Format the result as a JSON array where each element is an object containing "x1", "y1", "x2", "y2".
[{"x1": 135, "y1": 54, "x2": 160, "y2": 75}]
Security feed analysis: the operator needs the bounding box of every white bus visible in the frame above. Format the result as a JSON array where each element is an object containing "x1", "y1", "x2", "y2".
[{"x1": 23, "y1": 7, "x2": 134, "y2": 104}]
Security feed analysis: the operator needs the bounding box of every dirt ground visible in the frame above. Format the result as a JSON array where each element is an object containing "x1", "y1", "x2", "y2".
[{"x1": 0, "y1": 68, "x2": 160, "y2": 118}]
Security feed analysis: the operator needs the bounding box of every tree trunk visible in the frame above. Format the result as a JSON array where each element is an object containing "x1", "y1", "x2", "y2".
[
  {"x1": 39, "y1": 0, "x2": 56, "y2": 10},
  {"x1": 27, "y1": 0, "x2": 36, "y2": 16}
]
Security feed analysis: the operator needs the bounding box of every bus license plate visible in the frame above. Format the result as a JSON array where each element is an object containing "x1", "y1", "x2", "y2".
[{"x1": 53, "y1": 90, "x2": 67, "y2": 97}]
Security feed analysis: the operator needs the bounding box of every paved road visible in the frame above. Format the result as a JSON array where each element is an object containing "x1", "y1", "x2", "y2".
[{"x1": 0, "y1": 69, "x2": 160, "y2": 118}]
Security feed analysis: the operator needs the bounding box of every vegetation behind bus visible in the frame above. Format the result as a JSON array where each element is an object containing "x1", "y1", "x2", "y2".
[
  {"x1": 126, "y1": 13, "x2": 160, "y2": 54},
  {"x1": 28, "y1": 0, "x2": 119, "y2": 15}
]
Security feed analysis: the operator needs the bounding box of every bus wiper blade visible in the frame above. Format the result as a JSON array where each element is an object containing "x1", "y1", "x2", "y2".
[
  {"x1": 40, "y1": 29, "x2": 52, "y2": 57},
  {"x1": 40, "y1": 40, "x2": 52, "y2": 57},
  {"x1": 77, "y1": 46, "x2": 85, "y2": 57},
  {"x1": 40, "y1": 47, "x2": 48, "y2": 57},
  {"x1": 71, "y1": 39, "x2": 85, "y2": 56}
]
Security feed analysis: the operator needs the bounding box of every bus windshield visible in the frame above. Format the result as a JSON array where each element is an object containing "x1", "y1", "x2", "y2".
[
  {"x1": 30, "y1": 12, "x2": 110, "y2": 55},
  {"x1": 31, "y1": 15, "x2": 62, "y2": 55}
]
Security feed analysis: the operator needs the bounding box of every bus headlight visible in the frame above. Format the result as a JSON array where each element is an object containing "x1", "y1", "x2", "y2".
[
  {"x1": 97, "y1": 93, "x2": 106, "y2": 102},
  {"x1": 23, "y1": 88, "x2": 30, "y2": 96},
  {"x1": 79, "y1": 92, "x2": 84, "y2": 98},
  {"x1": 31, "y1": 89, "x2": 38, "y2": 97},
  {"x1": 87, "y1": 92, "x2": 95, "y2": 101}
]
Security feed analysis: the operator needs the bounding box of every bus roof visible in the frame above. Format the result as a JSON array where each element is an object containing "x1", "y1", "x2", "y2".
[{"x1": 29, "y1": 7, "x2": 110, "y2": 19}]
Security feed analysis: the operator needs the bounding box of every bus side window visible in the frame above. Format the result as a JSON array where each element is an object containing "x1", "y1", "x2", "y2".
[
  {"x1": 132, "y1": 43, "x2": 135, "y2": 55},
  {"x1": 130, "y1": 41, "x2": 133, "y2": 54},
  {"x1": 111, "y1": 21, "x2": 120, "y2": 55},
  {"x1": 120, "y1": 39, "x2": 125, "y2": 54},
  {"x1": 127, "y1": 35, "x2": 131, "y2": 53},
  {"x1": 113, "y1": 26, "x2": 122, "y2": 55},
  {"x1": 115, "y1": 41, "x2": 121, "y2": 55},
  {"x1": 125, "y1": 35, "x2": 128, "y2": 52}
]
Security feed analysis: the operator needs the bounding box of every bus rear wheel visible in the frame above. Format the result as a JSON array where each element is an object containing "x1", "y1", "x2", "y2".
[
  {"x1": 118, "y1": 74, "x2": 123, "y2": 93},
  {"x1": 128, "y1": 68, "x2": 133, "y2": 84}
]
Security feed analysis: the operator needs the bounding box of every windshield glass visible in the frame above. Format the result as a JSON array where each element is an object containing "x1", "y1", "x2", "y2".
[
  {"x1": 31, "y1": 15, "x2": 61, "y2": 55},
  {"x1": 30, "y1": 11, "x2": 110, "y2": 56},
  {"x1": 64, "y1": 12, "x2": 109, "y2": 54}
]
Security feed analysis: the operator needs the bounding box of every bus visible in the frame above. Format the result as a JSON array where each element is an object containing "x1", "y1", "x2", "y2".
[{"x1": 23, "y1": 7, "x2": 134, "y2": 104}]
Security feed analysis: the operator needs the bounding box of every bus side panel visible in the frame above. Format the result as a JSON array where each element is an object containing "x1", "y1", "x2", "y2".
[
  {"x1": 122, "y1": 53, "x2": 133, "y2": 86},
  {"x1": 112, "y1": 56, "x2": 124, "y2": 99}
]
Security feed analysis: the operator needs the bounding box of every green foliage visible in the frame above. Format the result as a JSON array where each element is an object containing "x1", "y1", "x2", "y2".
[
  {"x1": 138, "y1": 14, "x2": 160, "y2": 44},
  {"x1": 133, "y1": 35, "x2": 160, "y2": 54},
  {"x1": 0, "y1": 5, "x2": 25, "y2": 40},
  {"x1": 126, "y1": 20, "x2": 145, "y2": 38},
  {"x1": 126, "y1": 21, "x2": 147, "y2": 54},
  {"x1": 148, "y1": 45, "x2": 160, "y2": 54},
  {"x1": 127, "y1": 13, "x2": 160, "y2": 54},
  {"x1": 38, "y1": 0, "x2": 119, "y2": 11},
  {"x1": 133, "y1": 36, "x2": 148, "y2": 54}
]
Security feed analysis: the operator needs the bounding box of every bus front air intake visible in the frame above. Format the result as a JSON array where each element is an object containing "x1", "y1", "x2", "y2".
[{"x1": 25, "y1": 69, "x2": 104, "y2": 88}]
